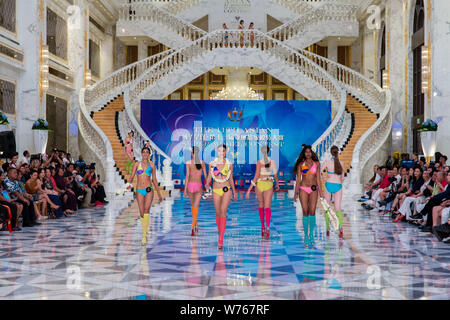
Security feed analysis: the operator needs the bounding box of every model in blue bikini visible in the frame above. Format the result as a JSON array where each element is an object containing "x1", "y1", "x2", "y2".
[
  {"x1": 128, "y1": 147, "x2": 163, "y2": 245},
  {"x1": 322, "y1": 146, "x2": 344, "y2": 238}
]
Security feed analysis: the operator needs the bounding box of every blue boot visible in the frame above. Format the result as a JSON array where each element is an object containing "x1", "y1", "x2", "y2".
[{"x1": 302, "y1": 216, "x2": 309, "y2": 247}]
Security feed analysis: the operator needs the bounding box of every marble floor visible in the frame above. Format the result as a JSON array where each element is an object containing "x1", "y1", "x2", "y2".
[{"x1": 0, "y1": 192, "x2": 449, "y2": 300}]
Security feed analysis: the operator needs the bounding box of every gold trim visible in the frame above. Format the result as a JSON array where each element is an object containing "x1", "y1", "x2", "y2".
[
  {"x1": 0, "y1": 75, "x2": 17, "y2": 118},
  {"x1": 0, "y1": 39, "x2": 24, "y2": 64},
  {"x1": 403, "y1": 0, "x2": 409, "y2": 152}
]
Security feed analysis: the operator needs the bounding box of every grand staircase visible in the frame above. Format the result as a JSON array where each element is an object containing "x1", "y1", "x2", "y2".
[
  {"x1": 118, "y1": 0, "x2": 358, "y2": 50},
  {"x1": 80, "y1": 4, "x2": 392, "y2": 196},
  {"x1": 91, "y1": 95, "x2": 171, "y2": 199},
  {"x1": 340, "y1": 94, "x2": 378, "y2": 174}
]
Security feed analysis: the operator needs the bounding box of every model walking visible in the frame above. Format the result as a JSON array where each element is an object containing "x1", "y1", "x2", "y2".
[
  {"x1": 322, "y1": 146, "x2": 345, "y2": 238},
  {"x1": 293, "y1": 145, "x2": 323, "y2": 248},
  {"x1": 205, "y1": 145, "x2": 237, "y2": 250},
  {"x1": 125, "y1": 131, "x2": 134, "y2": 174},
  {"x1": 246, "y1": 146, "x2": 280, "y2": 239},
  {"x1": 184, "y1": 146, "x2": 207, "y2": 236},
  {"x1": 128, "y1": 147, "x2": 163, "y2": 245}
]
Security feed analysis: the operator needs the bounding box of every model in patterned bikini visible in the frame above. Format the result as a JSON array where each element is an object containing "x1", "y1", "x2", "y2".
[
  {"x1": 322, "y1": 146, "x2": 345, "y2": 238},
  {"x1": 205, "y1": 145, "x2": 237, "y2": 250},
  {"x1": 128, "y1": 147, "x2": 163, "y2": 245},
  {"x1": 293, "y1": 145, "x2": 323, "y2": 248},
  {"x1": 246, "y1": 146, "x2": 280, "y2": 239},
  {"x1": 184, "y1": 146, "x2": 207, "y2": 236}
]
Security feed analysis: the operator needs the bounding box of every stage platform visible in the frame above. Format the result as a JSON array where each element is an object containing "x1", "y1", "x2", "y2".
[{"x1": 0, "y1": 193, "x2": 449, "y2": 300}]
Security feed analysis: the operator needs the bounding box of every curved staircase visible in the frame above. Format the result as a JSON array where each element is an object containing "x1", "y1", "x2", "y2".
[
  {"x1": 91, "y1": 95, "x2": 171, "y2": 200},
  {"x1": 340, "y1": 94, "x2": 378, "y2": 174},
  {"x1": 80, "y1": 12, "x2": 392, "y2": 196}
]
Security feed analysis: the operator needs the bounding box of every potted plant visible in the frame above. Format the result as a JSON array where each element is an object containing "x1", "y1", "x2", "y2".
[
  {"x1": 418, "y1": 119, "x2": 438, "y2": 163},
  {"x1": 0, "y1": 111, "x2": 9, "y2": 125},
  {"x1": 32, "y1": 118, "x2": 51, "y2": 154}
]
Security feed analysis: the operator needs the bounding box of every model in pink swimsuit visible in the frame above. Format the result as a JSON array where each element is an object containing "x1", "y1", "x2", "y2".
[
  {"x1": 184, "y1": 146, "x2": 207, "y2": 236},
  {"x1": 293, "y1": 145, "x2": 323, "y2": 248}
]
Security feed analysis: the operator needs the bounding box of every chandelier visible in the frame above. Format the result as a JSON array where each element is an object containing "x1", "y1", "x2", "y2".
[{"x1": 211, "y1": 87, "x2": 263, "y2": 100}]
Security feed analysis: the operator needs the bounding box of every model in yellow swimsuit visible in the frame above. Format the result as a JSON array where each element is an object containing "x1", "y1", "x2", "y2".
[
  {"x1": 204, "y1": 145, "x2": 237, "y2": 250},
  {"x1": 246, "y1": 146, "x2": 280, "y2": 239}
]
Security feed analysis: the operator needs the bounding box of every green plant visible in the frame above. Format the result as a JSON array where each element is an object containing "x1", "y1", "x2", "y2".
[
  {"x1": 32, "y1": 118, "x2": 52, "y2": 131},
  {"x1": 0, "y1": 111, "x2": 9, "y2": 125},
  {"x1": 418, "y1": 119, "x2": 438, "y2": 132}
]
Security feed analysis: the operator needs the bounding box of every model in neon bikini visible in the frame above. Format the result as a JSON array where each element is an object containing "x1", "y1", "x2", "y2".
[
  {"x1": 124, "y1": 131, "x2": 134, "y2": 174},
  {"x1": 293, "y1": 145, "x2": 323, "y2": 248},
  {"x1": 184, "y1": 146, "x2": 207, "y2": 236},
  {"x1": 128, "y1": 147, "x2": 163, "y2": 245},
  {"x1": 322, "y1": 145, "x2": 345, "y2": 238},
  {"x1": 204, "y1": 145, "x2": 238, "y2": 250},
  {"x1": 246, "y1": 146, "x2": 280, "y2": 239}
]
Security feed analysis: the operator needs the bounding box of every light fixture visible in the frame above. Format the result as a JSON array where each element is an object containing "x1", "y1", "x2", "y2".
[
  {"x1": 85, "y1": 69, "x2": 92, "y2": 87},
  {"x1": 40, "y1": 45, "x2": 49, "y2": 92},
  {"x1": 382, "y1": 69, "x2": 389, "y2": 90},
  {"x1": 421, "y1": 46, "x2": 430, "y2": 94},
  {"x1": 211, "y1": 87, "x2": 263, "y2": 100}
]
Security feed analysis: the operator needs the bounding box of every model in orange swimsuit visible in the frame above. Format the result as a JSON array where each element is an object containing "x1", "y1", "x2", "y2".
[{"x1": 293, "y1": 145, "x2": 323, "y2": 248}]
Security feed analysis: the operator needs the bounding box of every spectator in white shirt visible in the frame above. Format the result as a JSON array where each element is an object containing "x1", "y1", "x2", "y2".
[{"x1": 21, "y1": 151, "x2": 31, "y2": 165}]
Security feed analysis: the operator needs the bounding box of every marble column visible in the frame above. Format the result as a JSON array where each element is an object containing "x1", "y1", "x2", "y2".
[
  {"x1": 15, "y1": 0, "x2": 44, "y2": 154},
  {"x1": 386, "y1": 0, "x2": 408, "y2": 153},
  {"x1": 430, "y1": 0, "x2": 450, "y2": 157},
  {"x1": 327, "y1": 37, "x2": 338, "y2": 77},
  {"x1": 138, "y1": 39, "x2": 148, "y2": 61},
  {"x1": 68, "y1": 0, "x2": 89, "y2": 159},
  {"x1": 328, "y1": 38, "x2": 338, "y2": 62}
]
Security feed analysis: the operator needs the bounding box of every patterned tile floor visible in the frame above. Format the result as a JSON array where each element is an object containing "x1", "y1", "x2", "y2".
[{"x1": 0, "y1": 192, "x2": 449, "y2": 300}]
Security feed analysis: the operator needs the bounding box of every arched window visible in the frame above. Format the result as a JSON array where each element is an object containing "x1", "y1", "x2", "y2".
[{"x1": 411, "y1": 0, "x2": 425, "y2": 153}]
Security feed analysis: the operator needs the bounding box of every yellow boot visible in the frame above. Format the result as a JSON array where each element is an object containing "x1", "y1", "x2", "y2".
[{"x1": 141, "y1": 213, "x2": 150, "y2": 245}]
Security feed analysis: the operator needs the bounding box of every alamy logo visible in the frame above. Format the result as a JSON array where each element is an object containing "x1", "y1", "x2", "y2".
[{"x1": 366, "y1": 5, "x2": 381, "y2": 30}]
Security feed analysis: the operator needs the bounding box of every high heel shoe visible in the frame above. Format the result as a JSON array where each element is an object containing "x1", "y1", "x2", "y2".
[
  {"x1": 261, "y1": 227, "x2": 265, "y2": 238},
  {"x1": 191, "y1": 228, "x2": 195, "y2": 236},
  {"x1": 326, "y1": 230, "x2": 330, "y2": 237},
  {"x1": 339, "y1": 228, "x2": 343, "y2": 239},
  {"x1": 265, "y1": 228, "x2": 270, "y2": 239},
  {"x1": 392, "y1": 214, "x2": 405, "y2": 223}
]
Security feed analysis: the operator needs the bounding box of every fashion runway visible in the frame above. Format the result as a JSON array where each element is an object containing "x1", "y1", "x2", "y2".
[{"x1": 0, "y1": 193, "x2": 449, "y2": 300}]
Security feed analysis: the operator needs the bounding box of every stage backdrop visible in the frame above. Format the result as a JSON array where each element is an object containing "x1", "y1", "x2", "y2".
[{"x1": 141, "y1": 100, "x2": 331, "y2": 188}]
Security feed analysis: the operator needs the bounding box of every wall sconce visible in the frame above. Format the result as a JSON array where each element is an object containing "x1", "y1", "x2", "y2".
[
  {"x1": 382, "y1": 69, "x2": 389, "y2": 90},
  {"x1": 40, "y1": 45, "x2": 49, "y2": 92},
  {"x1": 421, "y1": 46, "x2": 430, "y2": 94},
  {"x1": 85, "y1": 69, "x2": 92, "y2": 87}
]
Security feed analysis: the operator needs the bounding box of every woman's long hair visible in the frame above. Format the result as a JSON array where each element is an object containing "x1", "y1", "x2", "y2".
[
  {"x1": 330, "y1": 145, "x2": 343, "y2": 175},
  {"x1": 192, "y1": 146, "x2": 201, "y2": 170},
  {"x1": 293, "y1": 145, "x2": 319, "y2": 174},
  {"x1": 261, "y1": 146, "x2": 270, "y2": 168}
]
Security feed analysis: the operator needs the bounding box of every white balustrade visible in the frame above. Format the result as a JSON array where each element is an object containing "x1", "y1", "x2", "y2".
[
  {"x1": 268, "y1": 3, "x2": 358, "y2": 42},
  {"x1": 127, "y1": 30, "x2": 348, "y2": 163},
  {"x1": 118, "y1": 2, "x2": 206, "y2": 42}
]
